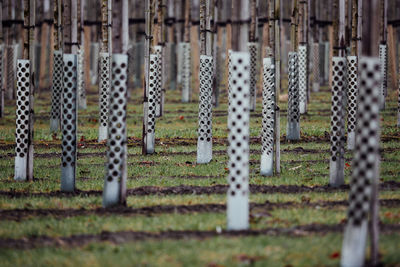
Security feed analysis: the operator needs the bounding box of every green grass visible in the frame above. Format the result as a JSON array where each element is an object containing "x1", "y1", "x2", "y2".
[{"x1": 0, "y1": 80, "x2": 399, "y2": 266}]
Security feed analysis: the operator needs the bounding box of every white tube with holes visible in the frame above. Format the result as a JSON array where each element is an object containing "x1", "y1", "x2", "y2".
[
  {"x1": 144, "y1": 54, "x2": 158, "y2": 154},
  {"x1": 77, "y1": 48, "x2": 87, "y2": 110},
  {"x1": 14, "y1": 60, "x2": 30, "y2": 181},
  {"x1": 50, "y1": 50, "x2": 63, "y2": 132},
  {"x1": 287, "y1": 52, "x2": 300, "y2": 140},
  {"x1": 312, "y1": 43, "x2": 320, "y2": 92},
  {"x1": 260, "y1": 57, "x2": 275, "y2": 176},
  {"x1": 227, "y1": 51, "x2": 250, "y2": 231},
  {"x1": 347, "y1": 56, "x2": 358, "y2": 150},
  {"x1": 90, "y1": 42, "x2": 100, "y2": 85},
  {"x1": 181, "y1": 43, "x2": 191, "y2": 103},
  {"x1": 247, "y1": 42, "x2": 258, "y2": 112},
  {"x1": 176, "y1": 43, "x2": 184, "y2": 87},
  {"x1": 98, "y1": 52, "x2": 111, "y2": 142},
  {"x1": 197, "y1": 55, "x2": 213, "y2": 164},
  {"x1": 61, "y1": 54, "x2": 78, "y2": 192},
  {"x1": 154, "y1": 46, "x2": 163, "y2": 117},
  {"x1": 341, "y1": 57, "x2": 381, "y2": 267},
  {"x1": 379, "y1": 44, "x2": 387, "y2": 110},
  {"x1": 298, "y1": 45, "x2": 308, "y2": 114},
  {"x1": 103, "y1": 54, "x2": 128, "y2": 208},
  {"x1": 329, "y1": 57, "x2": 346, "y2": 187}
]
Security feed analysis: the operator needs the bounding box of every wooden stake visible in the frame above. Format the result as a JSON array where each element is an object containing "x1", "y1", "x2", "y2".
[{"x1": 388, "y1": 25, "x2": 398, "y2": 90}]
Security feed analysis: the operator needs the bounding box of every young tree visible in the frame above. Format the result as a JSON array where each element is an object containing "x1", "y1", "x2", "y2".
[
  {"x1": 98, "y1": 0, "x2": 112, "y2": 141},
  {"x1": 196, "y1": 0, "x2": 214, "y2": 164},
  {"x1": 14, "y1": 0, "x2": 35, "y2": 181},
  {"x1": 341, "y1": 1, "x2": 381, "y2": 265},
  {"x1": 142, "y1": 0, "x2": 156, "y2": 155},
  {"x1": 329, "y1": 0, "x2": 346, "y2": 187},
  {"x1": 102, "y1": 0, "x2": 129, "y2": 207}
]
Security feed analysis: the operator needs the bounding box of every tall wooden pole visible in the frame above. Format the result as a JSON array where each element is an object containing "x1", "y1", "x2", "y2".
[
  {"x1": 101, "y1": 0, "x2": 109, "y2": 53},
  {"x1": 380, "y1": 0, "x2": 387, "y2": 45},
  {"x1": 290, "y1": 0, "x2": 298, "y2": 52},
  {"x1": 350, "y1": 0, "x2": 358, "y2": 56},
  {"x1": 21, "y1": 0, "x2": 35, "y2": 180},
  {"x1": 156, "y1": 0, "x2": 166, "y2": 116},
  {"x1": 249, "y1": 0, "x2": 257, "y2": 43},
  {"x1": 333, "y1": 0, "x2": 339, "y2": 57},
  {"x1": 183, "y1": 0, "x2": 190, "y2": 43},
  {"x1": 231, "y1": 0, "x2": 240, "y2": 51},
  {"x1": 121, "y1": 0, "x2": 129, "y2": 54},
  {"x1": 357, "y1": 0, "x2": 362, "y2": 58},
  {"x1": 200, "y1": 0, "x2": 206, "y2": 55},
  {"x1": 64, "y1": 1, "x2": 72, "y2": 53},
  {"x1": 274, "y1": 0, "x2": 281, "y2": 173},
  {"x1": 0, "y1": 0, "x2": 3, "y2": 118},
  {"x1": 71, "y1": 0, "x2": 78, "y2": 54},
  {"x1": 54, "y1": 0, "x2": 62, "y2": 51}
]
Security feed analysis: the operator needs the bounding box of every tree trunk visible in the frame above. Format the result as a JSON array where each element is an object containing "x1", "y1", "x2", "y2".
[
  {"x1": 249, "y1": 0, "x2": 256, "y2": 43},
  {"x1": 101, "y1": 0, "x2": 109, "y2": 53},
  {"x1": 64, "y1": 1, "x2": 72, "y2": 53},
  {"x1": 290, "y1": 0, "x2": 298, "y2": 51},
  {"x1": 184, "y1": 0, "x2": 190, "y2": 43},
  {"x1": 350, "y1": 0, "x2": 358, "y2": 56}
]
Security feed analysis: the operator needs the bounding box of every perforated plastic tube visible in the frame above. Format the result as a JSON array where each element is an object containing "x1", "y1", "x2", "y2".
[
  {"x1": 14, "y1": 60, "x2": 31, "y2": 181},
  {"x1": 287, "y1": 52, "x2": 300, "y2": 140},
  {"x1": 260, "y1": 57, "x2": 275, "y2": 176},
  {"x1": 197, "y1": 55, "x2": 213, "y2": 164},
  {"x1": 329, "y1": 57, "x2": 346, "y2": 187},
  {"x1": 227, "y1": 51, "x2": 251, "y2": 230},
  {"x1": 341, "y1": 57, "x2": 381, "y2": 267},
  {"x1": 61, "y1": 54, "x2": 78, "y2": 192},
  {"x1": 102, "y1": 54, "x2": 128, "y2": 207}
]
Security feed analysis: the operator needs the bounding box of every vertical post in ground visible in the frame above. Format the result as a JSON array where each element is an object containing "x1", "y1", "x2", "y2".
[
  {"x1": 341, "y1": 1, "x2": 381, "y2": 266},
  {"x1": 103, "y1": 0, "x2": 129, "y2": 207},
  {"x1": 197, "y1": 0, "x2": 213, "y2": 164},
  {"x1": 329, "y1": 0, "x2": 346, "y2": 187},
  {"x1": 142, "y1": 0, "x2": 155, "y2": 155}
]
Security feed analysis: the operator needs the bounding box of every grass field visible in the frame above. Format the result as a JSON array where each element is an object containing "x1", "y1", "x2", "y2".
[{"x1": 0, "y1": 78, "x2": 399, "y2": 267}]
